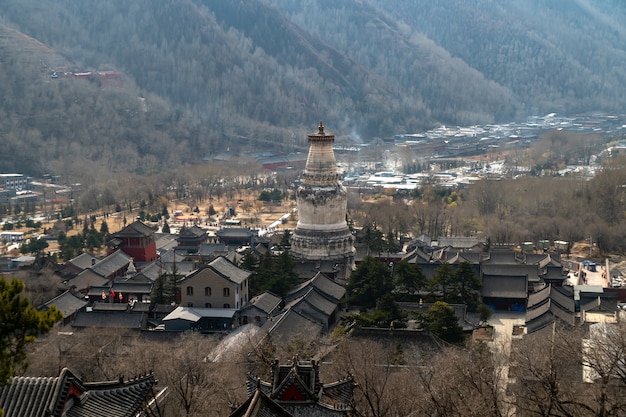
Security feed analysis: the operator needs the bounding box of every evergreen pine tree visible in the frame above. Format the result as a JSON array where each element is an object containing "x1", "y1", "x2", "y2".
[
  {"x1": 426, "y1": 301, "x2": 464, "y2": 344},
  {"x1": 167, "y1": 260, "x2": 179, "y2": 304},
  {"x1": 100, "y1": 219, "x2": 109, "y2": 235},
  {"x1": 152, "y1": 272, "x2": 166, "y2": 305},
  {"x1": 1, "y1": 277, "x2": 62, "y2": 383}
]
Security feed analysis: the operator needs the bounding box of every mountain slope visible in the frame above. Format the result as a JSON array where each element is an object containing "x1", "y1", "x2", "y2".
[
  {"x1": 0, "y1": 22, "x2": 199, "y2": 180},
  {"x1": 0, "y1": 0, "x2": 522, "y2": 140},
  {"x1": 0, "y1": 0, "x2": 625, "y2": 178},
  {"x1": 369, "y1": 0, "x2": 626, "y2": 115}
]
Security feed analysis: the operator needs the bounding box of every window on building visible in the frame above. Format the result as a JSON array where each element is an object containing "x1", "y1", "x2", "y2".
[
  {"x1": 186, "y1": 286, "x2": 193, "y2": 296},
  {"x1": 223, "y1": 287, "x2": 230, "y2": 297},
  {"x1": 187, "y1": 302, "x2": 193, "y2": 307},
  {"x1": 205, "y1": 287, "x2": 212, "y2": 296},
  {"x1": 223, "y1": 303, "x2": 230, "y2": 308},
  {"x1": 205, "y1": 302, "x2": 212, "y2": 308}
]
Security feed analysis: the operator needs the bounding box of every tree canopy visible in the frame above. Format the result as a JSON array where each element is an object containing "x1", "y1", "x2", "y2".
[
  {"x1": 346, "y1": 256, "x2": 394, "y2": 308},
  {"x1": 394, "y1": 259, "x2": 427, "y2": 296},
  {"x1": 246, "y1": 250, "x2": 298, "y2": 297},
  {"x1": 425, "y1": 301, "x2": 464, "y2": 344},
  {"x1": 0, "y1": 277, "x2": 62, "y2": 384}
]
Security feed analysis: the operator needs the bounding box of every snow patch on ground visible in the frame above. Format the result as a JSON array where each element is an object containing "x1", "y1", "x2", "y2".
[{"x1": 205, "y1": 324, "x2": 260, "y2": 362}]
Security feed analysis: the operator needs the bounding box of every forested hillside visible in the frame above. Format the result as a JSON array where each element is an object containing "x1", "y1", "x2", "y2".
[
  {"x1": 0, "y1": 24, "x2": 204, "y2": 181},
  {"x1": 370, "y1": 0, "x2": 626, "y2": 115},
  {"x1": 1, "y1": 0, "x2": 625, "y2": 178}
]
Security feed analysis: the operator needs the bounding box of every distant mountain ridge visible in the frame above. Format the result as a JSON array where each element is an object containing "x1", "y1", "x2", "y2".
[{"x1": 0, "y1": 0, "x2": 624, "y2": 177}]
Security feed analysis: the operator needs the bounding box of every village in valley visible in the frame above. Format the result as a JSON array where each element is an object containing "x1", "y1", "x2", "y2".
[{"x1": 2, "y1": 116, "x2": 626, "y2": 416}]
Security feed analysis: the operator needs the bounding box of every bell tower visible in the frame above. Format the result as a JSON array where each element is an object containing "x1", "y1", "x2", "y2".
[{"x1": 290, "y1": 122, "x2": 355, "y2": 262}]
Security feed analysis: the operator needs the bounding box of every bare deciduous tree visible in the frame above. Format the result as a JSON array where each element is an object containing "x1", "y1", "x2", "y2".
[
  {"x1": 511, "y1": 323, "x2": 626, "y2": 417},
  {"x1": 326, "y1": 339, "x2": 417, "y2": 417}
]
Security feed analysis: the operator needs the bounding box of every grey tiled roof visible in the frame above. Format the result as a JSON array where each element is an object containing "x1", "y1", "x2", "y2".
[
  {"x1": 457, "y1": 252, "x2": 484, "y2": 264},
  {"x1": 155, "y1": 233, "x2": 178, "y2": 251},
  {"x1": 157, "y1": 249, "x2": 187, "y2": 263},
  {"x1": 262, "y1": 309, "x2": 323, "y2": 344},
  {"x1": 246, "y1": 291, "x2": 282, "y2": 315},
  {"x1": 481, "y1": 275, "x2": 527, "y2": 299},
  {"x1": 140, "y1": 258, "x2": 195, "y2": 281},
  {"x1": 0, "y1": 368, "x2": 155, "y2": 417},
  {"x1": 552, "y1": 302, "x2": 576, "y2": 324},
  {"x1": 542, "y1": 264, "x2": 568, "y2": 280},
  {"x1": 483, "y1": 250, "x2": 519, "y2": 264},
  {"x1": 526, "y1": 253, "x2": 552, "y2": 267},
  {"x1": 443, "y1": 250, "x2": 483, "y2": 265},
  {"x1": 89, "y1": 250, "x2": 131, "y2": 278},
  {"x1": 162, "y1": 260, "x2": 197, "y2": 276},
  {"x1": 528, "y1": 285, "x2": 573, "y2": 310},
  {"x1": 130, "y1": 302, "x2": 151, "y2": 312},
  {"x1": 119, "y1": 273, "x2": 153, "y2": 283},
  {"x1": 320, "y1": 378, "x2": 355, "y2": 411},
  {"x1": 286, "y1": 272, "x2": 345, "y2": 303},
  {"x1": 550, "y1": 287, "x2": 576, "y2": 312},
  {"x1": 481, "y1": 263, "x2": 539, "y2": 282},
  {"x1": 112, "y1": 220, "x2": 155, "y2": 238},
  {"x1": 178, "y1": 225, "x2": 207, "y2": 238},
  {"x1": 68, "y1": 252, "x2": 98, "y2": 270},
  {"x1": 72, "y1": 311, "x2": 144, "y2": 329},
  {"x1": 526, "y1": 311, "x2": 556, "y2": 333},
  {"x1": 87, "y1": 286, "x2": 111, "y2": 297},
  {"x1": 91, "y1": 302, "x2": 129, "y2": 312},
  {"x1": 401, "y1": 248, "x2": 432, "y2": 263},
  {"x1": 527, "y1": 285, "x2": 550, "y2": 308},
  {"x1": 0, "y1": 375, "x2": 58, "y2": 417},
  {"x1": 68, "y1": 271, "x2": 109, "y2": 293},
  {"x1": 253, "y1": 243, "x2": 268, "y2": 256},
  {"x1": 216, "y1": 228, "x2": 256, "y2": 237},
  {"x1": 288, "y1": 288, "x2": 339, "y2": 317},
  {"x1": 151, "y1": 304, "x2": 177, "y2": 314},
  {"x1": 580, "y1": 296, "x2": 617, "y2": 313},
  {"x1": 70, "y1": 251, "x2": 131, "y2": 291},
  {"x1": 526, "y1": 298, "x2": 551, "y2": 322},
  {"x1": 65, "y1": 373, "x2": 155, "y2": 417},
  {"x1": 136, "y1": 262, "x2": 164, "y2": 281},
  {"x1": 437, "y1": 236, "x2": 481, "y2": 249},
  {"x1": 197, "y1": 243, "x2": 228, "y2": 257},
  {"x1": 208, "y1": 256, "x2": 251, "y2": 284},
  {"x1": 42, "y1": 290, "x2": 87, "y2": 319},
  {"x1": 526, "y1": 285, "x2": 592, "y2": 333},
  {"x1": 111, "y1": 281, "x2": 153, "y2": 294}
]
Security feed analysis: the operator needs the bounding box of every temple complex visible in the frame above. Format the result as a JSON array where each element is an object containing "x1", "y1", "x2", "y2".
[{"x1": 290, "y1": 122, "x2": 355, "y2": 265}]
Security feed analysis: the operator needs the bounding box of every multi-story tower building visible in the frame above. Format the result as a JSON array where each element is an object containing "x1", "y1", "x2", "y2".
[{"x1": 290, "y1": 122, "x2": 355, "y2": 263}]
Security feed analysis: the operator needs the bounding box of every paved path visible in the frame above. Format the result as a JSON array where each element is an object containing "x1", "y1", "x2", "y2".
[{"x1": 487, "y1": 312, "x2": 526, "y2": 417}]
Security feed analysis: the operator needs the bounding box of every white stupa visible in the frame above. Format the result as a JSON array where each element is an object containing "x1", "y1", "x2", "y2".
[{"x1": 290, "y1": 121, "x2": 355, "y2": 261}]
